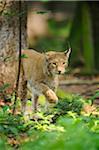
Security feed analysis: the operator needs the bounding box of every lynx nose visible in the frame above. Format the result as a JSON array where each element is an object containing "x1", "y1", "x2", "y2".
[{"x1": 58, "y1": 71, "x2": 61, "y2": 74}]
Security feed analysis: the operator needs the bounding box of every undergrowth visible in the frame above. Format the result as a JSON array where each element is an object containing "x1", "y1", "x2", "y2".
[{"x1": 0, "y1": 89, "x2": 99, "y2": 150}]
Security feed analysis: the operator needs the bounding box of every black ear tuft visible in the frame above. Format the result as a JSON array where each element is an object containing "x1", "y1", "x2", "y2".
[{"x1": 64, "y1": 48, "x2": 71, "y2": 58}]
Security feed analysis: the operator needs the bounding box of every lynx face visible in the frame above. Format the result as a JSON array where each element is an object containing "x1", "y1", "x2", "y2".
[{"x1": 46, "y1": 49, "x2": 71, "y2": 76}]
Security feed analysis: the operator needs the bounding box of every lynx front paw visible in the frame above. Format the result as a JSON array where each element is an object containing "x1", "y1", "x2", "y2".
[{"x1": 45, "y1": 89, "x2": 58, "y2": 103}]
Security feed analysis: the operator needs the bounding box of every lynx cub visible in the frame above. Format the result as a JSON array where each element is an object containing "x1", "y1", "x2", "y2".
[{"x1": 21, "y1": 49, "x2": 71, "y2": 112}]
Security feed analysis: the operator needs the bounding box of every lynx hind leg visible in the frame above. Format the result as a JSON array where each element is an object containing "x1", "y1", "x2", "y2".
[
  {"x1": 27, "y1": 83, "x2": 39, "y2": 112},
  {"x1": 20, "y1": 83, "x2": 34, "y2": 120},
  {"x1": 32, "y1": 95, "x2": 39, "y2": 112},
  {"x1": 20, "y1": 80, "x2": 28, "y2": 114}
]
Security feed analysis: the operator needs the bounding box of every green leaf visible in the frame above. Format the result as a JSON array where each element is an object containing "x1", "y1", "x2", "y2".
[
  {"x1": 0, "y1": 83, "x2": 10, "y2": 92},
  {"x1": 36, "y1": 11, "x2": 49, "y2": 14},
  {"x1": 21, "y1": 54, "x2": 28, "y2": 58}
]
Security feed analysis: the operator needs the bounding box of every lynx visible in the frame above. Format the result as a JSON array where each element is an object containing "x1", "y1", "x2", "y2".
[
  {"x1": 0, "y1": 48, "x2": 71, "y2": 114},
  {"x1": 20, "y1": 49, "x2": 71, "y2": 113}
]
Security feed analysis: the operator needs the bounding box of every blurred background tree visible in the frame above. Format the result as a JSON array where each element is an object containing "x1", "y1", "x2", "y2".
[{"x1": 27, "y1": 1, "x2": 99, "y2": 74}]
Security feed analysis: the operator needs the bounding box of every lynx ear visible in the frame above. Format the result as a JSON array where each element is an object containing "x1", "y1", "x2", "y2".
[
  {"x1": 45, "y1": 51, "x2": 55, "y2": 60},
  {"x1": 65, "y1": 48, "x2": 71, "y2": 58}
]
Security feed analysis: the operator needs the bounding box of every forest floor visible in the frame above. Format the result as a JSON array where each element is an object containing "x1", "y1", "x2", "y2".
[
  {"x1": 0, "y1": 73, "x2": 99, "y2": 107},
  {"x1": 0, "y1": 73, "x2": 99, "y2": 149},
  {"x1": 59, "y1": 74, "x2": 99, "y2": 105}
]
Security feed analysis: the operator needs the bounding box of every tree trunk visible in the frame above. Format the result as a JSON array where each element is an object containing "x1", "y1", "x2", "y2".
[
  {"x1": 0, "y1": 0, "x2": 27, "y2": 100},
  {"x1": 89, "y1": 2, "x2": 99, "y2": 71},
  {"x1": 68, "y1": 2, "x2": 95, "y2": 74},
  {"x1": 82, "y1": 2, "x2": 94, "y2": 73},
  {"x1": 0, "y1": 0, "x2": 27, "y2": 59}
]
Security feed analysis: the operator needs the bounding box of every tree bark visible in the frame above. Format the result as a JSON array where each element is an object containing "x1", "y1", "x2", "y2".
[
  {"x1": 0, "y1": 0, "x2": 27, "y2": 101},
  {"x1": 0, "y1": 0, "x2": 27, "y2": 59}
]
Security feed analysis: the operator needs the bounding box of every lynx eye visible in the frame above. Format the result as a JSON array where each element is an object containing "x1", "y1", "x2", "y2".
[
  {"x1": 53, "y1": 62, "x2": 56, "y2": 65},
  {"x1": 63, "y1": 62, "x2": 65, "y2": 65}
]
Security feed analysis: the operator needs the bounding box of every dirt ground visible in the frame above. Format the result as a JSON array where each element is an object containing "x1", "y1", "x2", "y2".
[{"x1": 59, "y1": 74, "x2": 99, "y2": 105}]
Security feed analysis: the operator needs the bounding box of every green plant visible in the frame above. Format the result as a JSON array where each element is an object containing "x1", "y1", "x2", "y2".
[{"x1": 0, "y1": 89, "x2": 98, "y2": 149}]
